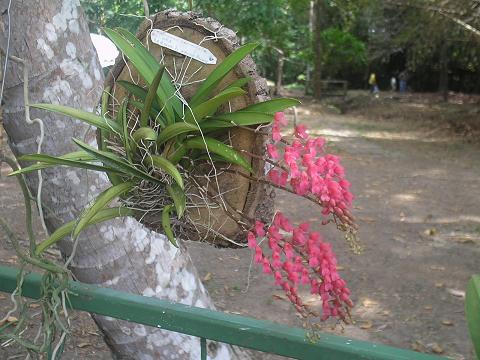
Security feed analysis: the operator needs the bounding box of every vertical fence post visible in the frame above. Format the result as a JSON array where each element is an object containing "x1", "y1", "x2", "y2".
[{"x1": 200, "y1": 337, "x2": 207, "y2": 360}]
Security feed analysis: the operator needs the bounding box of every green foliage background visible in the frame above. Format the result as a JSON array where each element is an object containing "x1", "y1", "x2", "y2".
[{"x1": 81, "y1": 0, "x2": 480, "y2": 93}]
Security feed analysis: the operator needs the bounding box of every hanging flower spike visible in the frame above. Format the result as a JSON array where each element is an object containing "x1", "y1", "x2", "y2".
[{"x1": 246, "y1": 211, "x2": 354, "y2": 322}]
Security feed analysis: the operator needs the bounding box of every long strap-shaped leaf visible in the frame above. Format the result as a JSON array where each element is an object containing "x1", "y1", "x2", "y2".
[
  {"x1": 166, "y1": 184, "x2": 186, "y2": 219},
  {"x1": 162, "y1": 204, "x2": 177, "y2": 247},
  {"x1": 190, "y1": 43, "x2": 259, "y2": 107},
  {"x1": 117, "y1": 99, "x2": 131, "y2": 161},
  {"x1": 145, "y1": 155, "x2": 184, "y2": 189},
  {"x1": 202, "y1": 111, "x2": 273, "y2": 130},
  {"x1": 103, "y1": 28, "x2": 175, "y2": 123},
  {"x1": 156, "y1": 122, "x2": 199, "y2": 146},
  {"x1": 72, "y1": 138, "x2": 163, "y2": 185},
  {"x1": 239, "y1": 98, "x2": 301, "y2": 114},
  {"x1": 117, "y1": 80, "x2": 161, "y2": 112},
  {"x1": 99, "y1": 86, "x2": 111, "y2": 152},
  {"x1": 10, "y1": 153, "x2": 122, "y2": 176},
  {"x1": 185, "y1": 136, "x2": 252, "y2": 172},
  {"x1": 220, "y1": 77, "x2": 251, "y2": 92},
  {"x1": 35, "y1": 207, "x2": 133, "y2": 256},
  {"x1": 129, "y1": 99, "x2": 166, "y2": 128},
  {"x1": 184, "y1": 87, "x2": 246, "y2": 124},
  {"x1": 31, "y1": 103, "x2": 121, "y2": 133},
  {"x1": 114, "y1": 28, "x2": 183, "y2": 118},
  {"x1": 73, "y1": 182, "x2": 134, "y2": 239},
  {"x1": 140, "y1": 65, "x2": 165, "y2": 127}
]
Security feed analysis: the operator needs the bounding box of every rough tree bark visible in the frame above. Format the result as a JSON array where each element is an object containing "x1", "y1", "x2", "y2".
[{"x1": 0, "y1": 1, "x2": 262, "y2": 359}]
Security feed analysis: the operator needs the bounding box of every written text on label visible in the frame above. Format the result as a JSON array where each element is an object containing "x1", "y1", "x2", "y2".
[{"x1": 150, "y1": 29, "x2": 217, "y2": 65}]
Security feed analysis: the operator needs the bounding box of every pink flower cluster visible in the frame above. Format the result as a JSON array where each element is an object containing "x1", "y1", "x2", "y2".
[
  {"x1": 247, "y1": 111, "x2": 356, "y2": 321},
  {"x1": 268, "y1": 112, "x2": 354, "y2": 225},
  {"x1": 248, "y1": 213, "x2": 353, "y2": 321}
]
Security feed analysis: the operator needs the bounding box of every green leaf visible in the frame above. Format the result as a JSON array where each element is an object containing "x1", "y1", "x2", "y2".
[
  {"x1": 220, "y1": 77, "x2": 251, "y2": 92},
  {"x1": 117, "y1": 80, "x2": 160, "y2": 111},
  {"x1": 145, "y1": 155, "x2": 184, "y2": 189},
  {"x1": 117, "y1": 99, "x2": 131, "y2": 161},
  {"x1": 466, "y1": 275, "x2": 480, "y2": 360},
  {"x1": 239, "y1": 98, "x2": 301, "y2": 114},
  {"x1": 10, "y1": 153, "x2": 121, "y2": 176},
  {"x1": 103, "y1": 28, "x2": 175, "y2": 123},
  {"x1": 35, "y1": 207, "x2": 133, "y2": 256},
  {"x1": 156, "y1": 122, "x2": 199, "y2": 146},
  {"x1": 31, "y1": 103, "x2": 121, "y2": 133},
  {"x1": 129, "y1": 99, "x2": 166, "y2": 128},
  {"x1": 190, "y1": 43, "x2": 258, "y2": 107},
  {"x1": 99, "y1": 86, "x2": 111, "y2": 152},
  {"x1": 185, "y1": 87, "x2": 246, "y2": 124},
  {"x1": 162, "y1": 204, "x2": 177, "y2": 247},
  {"x1": 167, "y1": 184, "x2": 186, "y2": 218},
  {"x1": 72, "y1": 138, "x2": 163, "y2": 185},
  {"x1": 167, "y1": 144, "x2": 187, "y2": 164},
  {"x1": 140, "y1": 65, "x2": 165, "y2": 127},
  {"x1": 73, "y1": 182, "x2": 134, "y2": 239},
  {"x1": 114, "y1": 28, "x2": 183, "y2": 117},
  {"x1": 202, "y1": 111, "x2": 273, "y2": 130},
  {"x1": 132, "y1": 127, "x2": 158, "y2": 143},
  {"x1": 185, "y1": 136, "x2": 252, "y2": 172}
]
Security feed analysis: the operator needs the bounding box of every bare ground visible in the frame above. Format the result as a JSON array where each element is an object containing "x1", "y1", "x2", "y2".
[{"x1": 1, "y1": 91, "x2": 479, "y2": 359}]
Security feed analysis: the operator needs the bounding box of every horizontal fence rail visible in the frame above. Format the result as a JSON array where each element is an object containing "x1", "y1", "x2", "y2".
[{"x1": 0, "y1": 265, "x2": 446, "y2": 360}]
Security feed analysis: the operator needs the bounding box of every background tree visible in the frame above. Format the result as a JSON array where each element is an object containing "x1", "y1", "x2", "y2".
[{"x1": 0, "y1": 1, "x2": 248, "y2": 358}]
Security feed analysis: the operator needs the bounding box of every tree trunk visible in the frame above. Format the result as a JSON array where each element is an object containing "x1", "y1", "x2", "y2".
[
  {"x1": 274, "y1": 49, "x2": 284, "y2": 96},
  {"x1": 439, "y1": 40, "x2": 449, "y2": 102},
  {"x1": 0, "y1": 1, "x2": 248, "y2": 359},
  {"x1": 305, "y1": 0, "x2": 315, "y2": 96},
  {"x1": 312, "y1": 0, "x2": 324, "y2": 99}
]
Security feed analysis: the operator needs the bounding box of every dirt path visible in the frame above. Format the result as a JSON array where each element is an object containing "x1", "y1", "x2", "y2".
[{"x1": 1, "y1": 95, "x2": 479, "y2": 359}]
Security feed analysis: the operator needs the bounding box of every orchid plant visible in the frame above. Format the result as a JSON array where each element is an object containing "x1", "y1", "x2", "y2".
[{"x1": 11, "y1": 27, "x2": 358, "y2": 323}]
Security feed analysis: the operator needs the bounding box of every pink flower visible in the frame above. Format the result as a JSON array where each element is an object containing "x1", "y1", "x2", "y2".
[
  {"x1": 267, "y1": 144, "x2": 279, "y2": 159},
  {"x1": 247, "y1": 231, "x2": 257, "y2": 249},
  {"x1": 274, "y1": 112, "x2": 288, "y2": 127},
  {"x1": 294, "y1": 124, "x2": 308, "y2": 139},
  {"x1": 272, "y1": 124, "x2": 281, "y2": 143},
  {"x1": 255, "y1": 221, "x2": 266, "y2": 237}
]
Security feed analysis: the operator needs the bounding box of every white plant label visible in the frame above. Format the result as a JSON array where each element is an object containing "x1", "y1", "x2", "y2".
[{"x1": 150, "y1": 29, "x2": 217, "y2": 65}]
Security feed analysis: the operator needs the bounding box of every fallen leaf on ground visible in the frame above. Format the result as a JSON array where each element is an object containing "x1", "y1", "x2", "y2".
[
  {"x1": 360, "y1": 321, "x2": 373, "y2": 329},
  {"x1": 447, "y1": 288, "x2": 465, "y2": 298},
  {"x1": 358, "y1": 216, "x2": 375, "y2": 223},
  {"x1": 423, "y1": 228, "x2": 437, "y2": 236},
  {"x1": 203, "y1": 272, "x2": 212, "y2": 282},
  {"x1": 411, "y1": 340, "x2": 425, "y2": 352},
  {"x1": 431, "y1": 343, "x2": 444, "y2": 354},
  {"x1": 430, "y1": 265, "x2": 445, "y2": 271},
  {"x1": 336, "y1": 266, "x2": 345, "y2": 270},
  {"x1": 362, "y1": 299, "x2": 378, "y2": 308},
  {"x1": 77, "y1": 342, "x2": 91, "y2": 348},
  {"x1": 441, "y1": 320, "x2": 454, "y2": 326},
  {"x1": 435, "y1": 282, "x2": 445, "y2": 288},
  {"x1": 424, "y1": 305, "x2": 433, "y2": 310},
  {"x1": 29, "y1": 303, "x2": 40, "y2": 309},
  {"x1": 0, "y1": 316, "x2": 18, "y2": 326}
]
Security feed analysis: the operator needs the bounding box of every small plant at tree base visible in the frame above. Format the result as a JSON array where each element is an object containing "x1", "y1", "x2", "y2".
[{"x1": 12, "y1": 27, "x2": 359, "y2": 325}]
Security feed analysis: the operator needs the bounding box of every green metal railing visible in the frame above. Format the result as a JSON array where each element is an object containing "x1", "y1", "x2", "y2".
[{"x1": 0, "y1": 265, "x2": 446, "y2": 360}]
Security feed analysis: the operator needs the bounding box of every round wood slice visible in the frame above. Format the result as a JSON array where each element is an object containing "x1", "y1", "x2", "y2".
[{"x1": 104, "y1": 10, "x2": 274, "y2": 246}]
